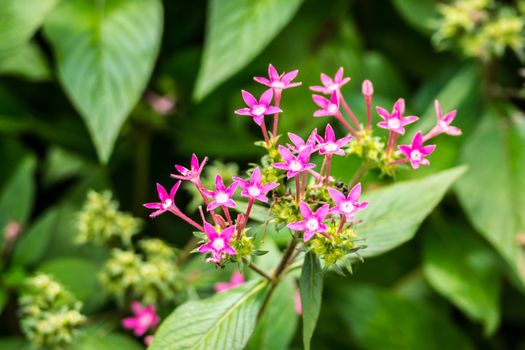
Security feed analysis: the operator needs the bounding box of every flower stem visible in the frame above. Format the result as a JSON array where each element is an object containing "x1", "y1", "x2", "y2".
[
  {"x1": 222, "y1": 206, "x2": 233, "y2": 226},
  {"x1": 272, "y1": 90, "x2": 282, "y2": 142},
  {"x1": 170, "y1": 208, "x2": 204, "y2": 232},
  {"x1": 245, "y1": 197, "x2": 255, "y2": 220},
  {"x1": 339, "y1": 91, "x2": 362, "y2": 131},
  {"x1": 301, "y1": 171, "x2": 307, "y2": 199},
  {"x1": 365, "y1": 96, "x2": 372, "y2": 130},
  {"x1": 336, "y1": 216, "x2": 347, "y2": 235},
  {"x1": 324, "y1": 155, "x2": 332, "y2": 186},
  {"x1": 334, "y1": 112, "x2": 358, "y2": 138},
  {"x1": 348, "y1": 162, "x2": 371, "y2": 188},
  {"x1": 246, "y1": 260, "x2": 273, "y2": 281},
  {"x1": 260, "y1": 122, "x2": 271, "y2": 147},
  {"x1": 295, "y1": 175, "x2": 301, "y2": 204}
]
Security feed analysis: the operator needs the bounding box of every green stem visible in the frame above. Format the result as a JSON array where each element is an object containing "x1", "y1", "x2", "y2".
[{"x1": 348, "y1": 162, "x2": 371, "y2": 188}]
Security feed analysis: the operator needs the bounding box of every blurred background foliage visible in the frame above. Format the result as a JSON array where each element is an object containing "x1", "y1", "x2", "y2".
[{"x1": 1, "y1": 0, "x2": 525, "y2": 349}]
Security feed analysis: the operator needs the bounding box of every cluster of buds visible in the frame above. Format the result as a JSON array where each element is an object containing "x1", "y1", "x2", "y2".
[
  {"x1": 18, "y1": 274, "x2": 85, "y2": 349},
  {"x1": 76, "y1": 191, "x2": 142, "y2": 247},
  {"x1": 145, "y1": 64, "x2": 461, "y2": 269}
]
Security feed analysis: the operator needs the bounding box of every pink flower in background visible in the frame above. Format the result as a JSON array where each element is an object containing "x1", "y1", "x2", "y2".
[
  {"x1": 376, "y1": 98, "x2": 418, "y2": 135},
  {"x1": 233, "y1": 167, "x2": 279, "y2": 203},
  {"x1": 254, "y1": 64, "x2": 302, "y2": 91},
  {"x1": 144, "y1": 336, "x2": 154, "y2": 346},
  {"x1": 312, "y1": 92, "x2": 339, "y2": 117},
  {"x1": 288, "y1": 201, "x2": 330, "y2": 241},
  {"x1": 171, "y1": 154, "x2": 208, "y2": 184},
  {"x1": 143, "y1": 182, "x2": 181, "y2": 218},
  {"x1": 234, "y1": 89, "x2": 282, "y2": 126},
  {"x1": 202, "y1": 175, "x2": 238, "y2": 211},
  {"x1": 316, "y1": 124, "x2": 352, "y2": 156},
  {"x1": 214, "y1": 271, "x2": 245, "y2": 293},
  {"x1": 287, "y1": 129, "x2": 318, "y2": 153},
  {"x1": 272, "y1": 145, "x2": 316, "y2": 179},
  {"x1": 310, "y1": 67, "x2": 350, "y2": 95},
  {"x1": 399, "y1": 131, "x2": 436, "y2": 169},
  {"x1": 423, "y1": 100, "x2": 462, "y2": 142},
  {"x1": 122, "y1": 302, "x2": 159, "y2": 337},
  {"x1": 328, "y1": 183, "x2": 368, "y2": 221},
  {"x1": 198, "y1": 223, "x2": 237, "y2": 263},
  {"x1": 295, "y1": 289, "x2": 302, "y2": 315}
]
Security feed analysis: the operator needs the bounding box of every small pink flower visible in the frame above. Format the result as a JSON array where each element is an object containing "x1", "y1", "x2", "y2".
[
  {"x1": 254, "y1": 64, "x2": 302, "y2": 91},
  {"x1": 287, "y1": 129, "x2": 318, "y2": 153},
  {"x1": 202, "y1": 175, "x2": 238, "y2": 211},
  {"x1": 214, "y1": 271, "x2": 245, "y2": 293},
  {"x1": 171, "y1": 154, "x2": 208, "y2": 184},
  {"x1": 376, "y1": 98, "x2": 418, "y2": 135},
  {"x1": 310, "y1": 67, "x2": 350, "y2": 95},
  {"x1": 434, "y1": 100, "x2": 461, "y2": 136},
  {"x1": 122, "y1": 302, "x2": 160, "y2": 337},
  {"x1": 272, "y1": 145, "x2": 316, "y2": 179},
  {"x1": 198, "y1": 223, "x2": 237, "y2": 263},
  {"x1": 294, "y1": 289, "x2": 302, "y2": 315},
  {"x1": 234, "y1": 89, "x2": 282, "y2": 126},
  {"x1": 327, "y1": 183, "x2": 368, "y2": 221},
  {"x1": 143, "y1": 182, "x2": 181, "y2": 218},
  {"x1": 312, "y1": 92, "x2": 339, "y2": 117},
  {"x1": 288, "y1": 201, "x2": 330, "y2": 241},
  {"x1": 316, "y1": 124, "x2": 352, "y2": 156},
  {"x1": 233, "y1": 167, "x2": 279, "y2": 203},
  {"x1": 144, "y1": 335, "x2": 154, "y2": 346},
  {"x1": 399, "y1": 131, "x2": 436, "y2": 169}
]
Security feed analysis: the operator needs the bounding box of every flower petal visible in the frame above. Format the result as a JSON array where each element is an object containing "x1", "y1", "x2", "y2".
[
  {"x1": 259, "y1": 88, "x2": 274, "y2": 106},
  {"x1": 241, "y1": 90, "x2": 258, "y2": 107}
]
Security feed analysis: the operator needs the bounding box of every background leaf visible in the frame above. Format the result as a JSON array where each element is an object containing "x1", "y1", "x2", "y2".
[
  {"x1": 193, "y1": 0, "x2": 303, "y2": 100},
  {"x1": 0, "y1": 42, "x2": 50, "y2": 81},
  {"x1": 151, "y1": 279, "x2": 268, "y2": 350},
  {"x1": 72, "y1": 326, "x2": 143, "y2": 350},
  {"x1": 391, "y1": 0, "x2": 439, "y2": 35},
  {"x1": 43, "y1": 0, "x2": 163, "y2": 162},
  {"x1": 300, "y1": 251, "x2": 323, "y2": 350}
]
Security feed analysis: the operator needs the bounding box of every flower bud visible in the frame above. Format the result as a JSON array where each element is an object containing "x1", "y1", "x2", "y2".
[{"x1": 362, "y1": 80, "x2": 374, "y2": 97}]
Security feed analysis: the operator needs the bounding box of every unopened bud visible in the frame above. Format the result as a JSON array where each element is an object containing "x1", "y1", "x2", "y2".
[
  {"x1": 4, "y1": 221, "x2": 22, "y2": 243},
  {"x1": 362, "y1": 80, "x2": 374, "y2": 97}
]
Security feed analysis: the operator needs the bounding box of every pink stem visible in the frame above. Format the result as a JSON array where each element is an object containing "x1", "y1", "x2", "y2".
[
  {"x1": 301, "y1": 171, "x2": 307, "y2": 199},
  {"x1": 365, "y1": 96, "x2": 372, "y2": 130},
  {"x1": 422, "y1": 126, "x2": 440, "y2": 143},
  {"x1": 338, "y1": 90, "x2": 362, "y2": 131},
  {"x1": 222, "y1": 206, "x2": 233, "y2": 226},
  {"x1": 336, "y1": 216, "x2": 347, "y2": 235},
  {"x1": 260, "y1": 122, "x2": 271, "y2": 147},
  {"x1": 295, "y1": 175, "x2": 301, "y2": 204},
  {"x1": 195, "y1": 181, "x2": 219, "y2": 226},
  {"x1": 169, "y1": 207, "x2": 204, "y2": 232},
  {"x1": 324, "y1": 155, "x2": 332, "y2": 186},
  {"x1": 334, "y1": 112, "x2": 358, "y2": 139},
  {"x1": 245, "y1": 197, "x2": 255, "y2": 220},
  {"x1": 272, "y1": 90, "x2": 282, "y2": 141}
]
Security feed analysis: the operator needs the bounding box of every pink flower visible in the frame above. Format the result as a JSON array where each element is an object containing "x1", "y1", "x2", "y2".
[
  {"x1": 202, "y1": 175, "x2": 238, "y2": 211},
  {"x1": 143, "y1": 182, "x2": 181, "y2": 218},
  {"x1": 433, "y1": 99, "x2": 461, "y2": 136},
  {"x1": 295, "y1": 289, "x2": 302, "y2": 315},
  {"x1": 254, "y1": 64, "x2": 302, "y2": 91},
  {"x1": 316, "y1": 124, "x2": 352, "y2": 156},
  {"x1": 272, "y1": 145, "x2": 316, "y2": 179},
  {"x1": 144, "y1": 336, "x2": 154, "y2": 346},
  {"x1": 198, "y1": 223, "x2": 237, "y2": 263},
  {"x1": 122, "y1": 302, "x2": 160, "y2": 337},
  {"x1": 288, "y1": 201, "x2": 330, "y2": 241},
  {"x1": 310, "y1": 67, "x2": 350, "y2": 95},
  {"x1": 376, "y1": 98, "x2": 418, "y2": 135},
  {"x1": 234, "y1": 89, "x2": 282, "y2": 126},
  {"x1": 287, "y1": 129, "x2": 318, "y2": 153},
  {"x1": 327, "y1": 183, "x2": 368, "y2": 221},
  {"x1": 214, "y1": 271, "x2": 245, "y2": 293},
  {"x1": 171, "y1": 154, "x2": 208, "y2": 184},
  {"x1": 399, "y1": 131, "x2": 436, "y2": 169},
  {"x1": 312, "y1": 92, "x2": 339, "y2": 117},
  {"x1": 233, "y1": 167, "x2": 279, "y2": 203}
]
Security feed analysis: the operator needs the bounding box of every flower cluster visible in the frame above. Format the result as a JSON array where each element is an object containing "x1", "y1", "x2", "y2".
[
  {"x1": 145, "y1": 64, "x2": 460, "y2": 270},
  {"x1": 18, "y1": 274, "x2": 85, "y2": 349}
]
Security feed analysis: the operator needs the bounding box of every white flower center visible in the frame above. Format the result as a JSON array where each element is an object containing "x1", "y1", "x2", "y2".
[
  {"x1": 328, "y1": 84, "x2": 338, "y2": 92},
  {"x1": 248, "y1": 186, "x2": 261, "y2": 197},
  {"x1": 138, "y1": 313, "x2": 153, "y2": 328},
  {"x1": 410, "y1": 150, "x2": 422, "y2": 162},
  {"x1": 212, "y1": 238, "x2": 225, "y2": 250},
  {"x1": 341, "y1": 201, "x2": 355, "y2": 213},
  {"x1": 215, "y1": 192, "x2": 229, "y2": 204},
  {"x1": 439, "y1": 120, "x2": 449, "y2": 130},
  {"x1": 324, "y1": 143, "x2": 338, "y2": 153},
  {"x1": 272, "y1": 81, "x2": 284, "y2": 89},
  {"x1": 388, "y1": 118, "x2": 400, "y2": 129},
  {"x1": 289, "y1": 160, "x2": 303, "y2": 172},
  {"x1": 327, "y1": 104, "x2": 338, "y2": 114},
  {"x1": 306, "y1": 219, "x2": 319, "y2": 231},
  {"x1": 252, "y1": 104, "x2": 266, "y2": 116},
  {"x1": 162, "y1": 199, "x2": 173, "y2": 209}
]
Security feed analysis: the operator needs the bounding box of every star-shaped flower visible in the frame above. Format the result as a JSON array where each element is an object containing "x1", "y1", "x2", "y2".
[
  {"x1": 287, "y1": 201, "x2": 330, "y2": 241},
  {"x1": 376, "y1": 98, "x2": 418, "y2": 135},
  {"x1": 327, "y1": 183, "x2": 368, "y2": 221},
  {"x1": 143, "y1": 182, "x2": 181, "y2": 217},
  {"x1": 122, "y1": 302, "x2": 159, "y2": 337},
  {"x1": 234, "y1": 89, "x2": 282, "y2": 126},
  {"x1": 312, "y1": 92, "x2": 339, "y2": 117},
  {"x1": 434, "y1": 99, "x2": 461, "y2": 136},
  {"x1": 272, "y1": 145, "x2": 316, "y2": 179},
  {"x1": 171, "y1": 154, "x2": 207, "y2": 183},
  {"x1": 202, "y1": 175, "x2": 238, "y2": 211},
  {"x1": 233, "y1": 167, "x2": 279, "y2": 203},
  {"x1": 399, "y1": 131, "x2": 436, "y2": 169},
  {"x1": 254, "y1": 64, "x2": 302, "y2": 91},
  {"x1": 197, "y1": 223, "x2": 237, "y2": 263},
  {"x1": 316, "y1": 124, "x2": 352, "y2": 156},
  {"x1": 214, "y1": 271, "x2": 245, "y2": 293},
  {"x1": 310, "y1": 67, "x2": 350, "y2": 95},
  {"x1": 287, "y1": 129, "x2": 318, "y2": 153}
]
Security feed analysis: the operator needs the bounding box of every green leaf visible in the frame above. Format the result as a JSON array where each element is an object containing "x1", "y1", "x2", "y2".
[
  {"x1": 43, "y1": 0, "x2": 163, "y2": 162},
  {"x1": 0, "y1": 0, "x2": 58, "y2": 57},
  {"x1": 12, "y1": 208, "x2": 59, "y2": 267},
  {"x1": 391, "y1": 0, "x2": 439, "y2": 35},
  {"x1": 0, "y1": 337, "x2": 31, "y2": 350},
  {"x1": 423, "y1": 218, "x2": 501, "y2": 335},
  {"x1": 72, "y1": 326, "x2": 143, "y2": 350},
  {"x1": 300, "y1": 251, "x2": 323, "y2": 350},
  {"x1": 193, "y1": 0, "x2": 303, "y2": 101},
  {"x1": 151, "y1": 279, "x2": 268, "y2": 350},
  {"x1": 0, "y1": 42, "x2": 50, "y2": 81},
  {"x1": 455, "y1": 106, "x2": 525, "y2": 286},
  {"x1": 356, "y1": 166, "x2": 466, "y2": 257},
  {"x1": 339, "y1": 285, "x2": 474, "y2": 350}
]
